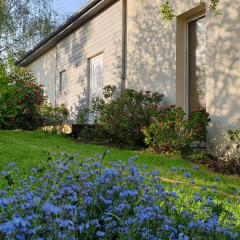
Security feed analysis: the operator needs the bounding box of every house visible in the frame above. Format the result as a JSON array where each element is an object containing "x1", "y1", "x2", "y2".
[{"x1": 17, "y1": 0, "x2": 240, "y2": 146}]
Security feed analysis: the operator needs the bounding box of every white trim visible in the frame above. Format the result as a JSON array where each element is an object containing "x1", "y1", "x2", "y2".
[{"x1": 88, "y1": 53, "x2": 104, "y2": 124}]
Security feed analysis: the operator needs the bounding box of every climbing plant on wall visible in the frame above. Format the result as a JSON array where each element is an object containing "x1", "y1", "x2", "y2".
[{"x1": 160, "y1": 1, "x2": 221, "y2": 21}]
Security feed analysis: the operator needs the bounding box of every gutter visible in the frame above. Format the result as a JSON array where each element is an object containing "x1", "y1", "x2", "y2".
[
  {"x1": 16, "y1": 0, "x2": 116, "y2": 66},
  {"x1": 121, "y1": 0, "x2": 127, "y2": 90}
]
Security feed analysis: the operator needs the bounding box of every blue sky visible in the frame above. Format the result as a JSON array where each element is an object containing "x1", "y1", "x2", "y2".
[{"x1": 54, "y1": 0, "x2": 89, "y2": 14}]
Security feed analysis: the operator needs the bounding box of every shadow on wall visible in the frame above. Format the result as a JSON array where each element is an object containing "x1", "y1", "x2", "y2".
[
  {"x1": 30, "y1": 48, "x2": 56, "y2": 105},
  {"x1": 127, "y1": 1, "x2": 176, "y2": 105},
  {"x1": 207, "y1": 1, "x2": 240, "y2": 148},
  {"x1": 56, "y1": 22, "x2": 92, "y2": 120}
]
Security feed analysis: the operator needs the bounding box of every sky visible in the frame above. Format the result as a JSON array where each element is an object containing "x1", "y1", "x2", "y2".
[{"x1": 54, "y1": 0, "x2": 89, "y2": 15}]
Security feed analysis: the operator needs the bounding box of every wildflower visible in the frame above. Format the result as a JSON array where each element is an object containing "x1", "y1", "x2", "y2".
[
  {"x1": 120, "y1": 190, "x2": 138, "y2": 199},
  {"x1": 55, "y1": 219, "x2": 75, "y2": 231},
  {"x1": 215, "y1": 177, "x2": 221, "y2": 182},
  {"x1": 16, "y1": 234, "x2": 26, "y2": 240},
  {"x1": 41, "y1": 202, "x2": 62, "y2": 215},
  {"x1": 8, "y1": 163, "x2": 16, "y2": 168},
  {"x1": 84, "y1": 196, "x2": 93, "y2": 206},
  {"x1": 1, "y1": 171, "x2": 8, "y2": 176},
  {"x1": 0, "y1": 221, "x2": 15, "y2": 234},
  {"x1": 78, "y1": 224, "x2": 84, "y2": 233},
  {"x1": 96, "y1": 231, "x2": 105, "y2": 238},
  {"x1": 152, "y1": 170, "x2": 160, "y2": 176},
  {"x1": 0, "y1": 198, "x2": 12, "y2": 208},
  {"x1": 179, "y1": 233, "x2": 189, "y2": 240},
  {"x1": 170, "y1": 167, "x2": 177, "y2": 172},
  {"x1": 184, "y1": 173, "x2": 191, "y2": 178},
  {"x1": 193, "y1": 165, "x2": 200, "y2": 171}
]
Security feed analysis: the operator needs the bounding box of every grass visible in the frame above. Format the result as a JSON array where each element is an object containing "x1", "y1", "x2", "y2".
[
  {"x1": 0, "y1": 131, "x2": 239, "y2": 190},
  {"x1": 0, "y1": 130, "x2": 240, "y2": 224}
]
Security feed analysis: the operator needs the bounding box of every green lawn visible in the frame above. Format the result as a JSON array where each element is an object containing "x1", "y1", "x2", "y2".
[
  {"x1": 0, "y1": 130, "x2": 239, "y2": 194},
  {"x1": 0, "y1": 130, "x2": 240, "y2": 226}
]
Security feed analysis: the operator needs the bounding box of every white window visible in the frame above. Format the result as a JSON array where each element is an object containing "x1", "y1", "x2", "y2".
[
  {"x1": 59, "y1": 70, "x2": 66, "y2": 93},
  {"x1": 89, "y1": 54, "x2": 104, "y2": 124}
]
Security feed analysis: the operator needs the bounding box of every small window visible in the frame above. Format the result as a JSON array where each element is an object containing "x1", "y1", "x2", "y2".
[{"x1": 59, "y1": 70, "x2": 66, "y2": 93}]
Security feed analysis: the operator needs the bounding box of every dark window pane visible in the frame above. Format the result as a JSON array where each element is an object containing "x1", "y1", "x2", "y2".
[{"x1": 188, "y1": 16, "x2": 206, "y2": 112}]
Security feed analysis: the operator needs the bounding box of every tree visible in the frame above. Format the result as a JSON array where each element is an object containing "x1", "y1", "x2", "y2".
[{"x1": 0, "y1": 0, "x2": 65, "y2": 62}]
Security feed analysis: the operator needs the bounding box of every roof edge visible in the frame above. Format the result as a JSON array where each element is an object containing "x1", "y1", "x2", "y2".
[{"x1": 17, "y1": 0, "x2": 116, "y2": 66}]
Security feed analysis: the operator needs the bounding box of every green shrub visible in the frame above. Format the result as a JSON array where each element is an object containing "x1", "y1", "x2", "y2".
[
  {"x1": 216, "y1": 130, "x2": 240, "y2": 175},
  {"x1": 75, "y1": 125, "x2": 111, "y2": 144},
  {"x1": 0, "y1": 64, "x2": 46, "y2": 130},
  {"x1": 187, "y1": 108, "x2": 211, "y2": 141},
  {"x1": 0, "y1": 64, "x2": 68, "y2": 130},
  {"x1": 39, "y1": 104, "x2": 69, "y2": 127},
  {"x1": 143, "y1": 106, "x2": 211, "y2": 153},
  {"x1": 93, "y1": 85, "x2": 164, "y2": 147},
  {"x1": 143, "y1": 106, "x2": 191, "y2": 153},
  {"x1": 0, "y1": 64, "x2": 19, "y2": 127},
  {"x1": 188, "y1": 150, "x2": 209, "y2": 162}
]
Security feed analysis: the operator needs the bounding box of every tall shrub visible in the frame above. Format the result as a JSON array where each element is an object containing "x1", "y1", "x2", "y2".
[
  {"x1": 0, "y1": 64, "x2": 18, "y2": 127},
  {"x1": 143, "y1": 106, "x2": 211, "y2": 153},
  {"x1": 0, "y1": 64, "x2": 46, "y2": 130},
  {"x1": 93, "y1": 85, "x2": 164, "y2": 147}
]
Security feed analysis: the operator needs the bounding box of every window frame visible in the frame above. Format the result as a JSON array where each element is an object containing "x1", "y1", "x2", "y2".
[{"x1": 59, "y1": 70, "x2": 67, "y2": 94}]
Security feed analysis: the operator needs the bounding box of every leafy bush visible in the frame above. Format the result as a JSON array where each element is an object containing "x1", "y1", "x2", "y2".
[
  {"x1": 0, "y1": 64, "x2": 46, "y2": 130},
  {"x1": 143, "y1": 106, "x2": 191, "y2": 153},
  {"x1": 0, "y1": 64, "x2": 19, "y2": 127},
  {"x1": 74, "y1": 125, "x2": 111, "y2": 144},
  {"x1": 0, "y1": 63, "x2": 69, "y2": 130},
  {"x1": 93, "y1": 85, "x2": 164, "y2": 147},
  {"x1": 0, "y1": 153, "x2": 238, "y2": 239},
  {"x1": 143, "y1": 106, "x2": 211, "y2": 153},
  {"x1": 186, "y1": 108, "x2": 211, "y2": 141},
  {"x1": 39, "y1": 104, "x2": 69, "y2": 126},
  {"x1": 188, "y1": 150, "x2": 209, "y2": 162},
  {"x1": 216, "y1": 130, "x2": 240, "y2": 175}
]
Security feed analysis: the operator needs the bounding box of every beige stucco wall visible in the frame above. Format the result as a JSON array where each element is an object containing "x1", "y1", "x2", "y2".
[
  {"x1": 27, "y1": 48, "x2": 56, "y2": 105},
  {"x1": 126, "y1": 0, "x2": 198, "y2": 105},
  {"x1": 126, "y1": 0, "x2": 240, "y2": 148},
  {"x1": 206, "y1": 0, "x2": 240, "y2": 148},
  {"x1": 55, "y1": 0, "x2": 122, "y2": 117}
]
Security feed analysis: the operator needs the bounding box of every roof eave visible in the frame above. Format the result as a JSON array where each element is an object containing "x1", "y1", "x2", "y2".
[{"x1": 17, "y1": 0, "x2": 116, "y2": 67}]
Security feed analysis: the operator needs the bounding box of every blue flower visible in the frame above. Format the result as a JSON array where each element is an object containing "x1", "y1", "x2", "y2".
[
  {"x1": 41, "y1": 202, "x2": 62, "y2": 215},
  {"x1": 78, "y1": 224, "x2": 84, "y2": 233},
  {"x1": 193, "y1": 165, "x2": 200, "y2": 171},
  {"x1": 184, "y1": 173, "x2": 191, "y2": 178},
  {"x1": 0, "y1": 221, "x2": 15, "y2": 234},
  {"x1": 120, "y1": 190, "x2": 138, "y2": 199},
  {"x1": 0, "y1": 198, "x2": 12, "y2": 208},
  {"x1": 1, "y1": 171, "x2": 8, "y2": 176},
  {"x1": 179, "y1": 233, "x2": 189, "y2": 240},
  {"x1": 84, "y1": 196, "x2": 93, "y2": 206},
  {"x1": 16, "y1": 234, "x2": 26, "y2": 240},
  {"x1": 96, "y1": 231, "x2": 105, "y2": 238},
  {"x1": 215, "y1": 177, "x2": 221, "y2": 182},
  {"x1": 170, "y1": 167, "x2": 177, "y2": 172},
  {"x1": 152, "y1": 170, "x2": 160, "y2": 176}
]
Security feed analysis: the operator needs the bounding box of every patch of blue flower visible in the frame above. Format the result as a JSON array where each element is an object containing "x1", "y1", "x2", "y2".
[{"x1": 0, "y1": 151, "x2": 239, "y2": 239}]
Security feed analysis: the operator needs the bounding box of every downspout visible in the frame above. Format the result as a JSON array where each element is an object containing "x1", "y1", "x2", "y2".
[{"x1": 121, "y1": 0, "x2": 127, "y2": 90}]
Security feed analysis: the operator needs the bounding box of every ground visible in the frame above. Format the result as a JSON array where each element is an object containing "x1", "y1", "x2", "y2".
[{"x1": 0, "y1": 130, "x2": 240, "y2": 223}]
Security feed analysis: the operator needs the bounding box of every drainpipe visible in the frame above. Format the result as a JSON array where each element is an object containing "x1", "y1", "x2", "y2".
[{"x1": 121, "y1": 0, "x2": 127, "y2": 91}]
